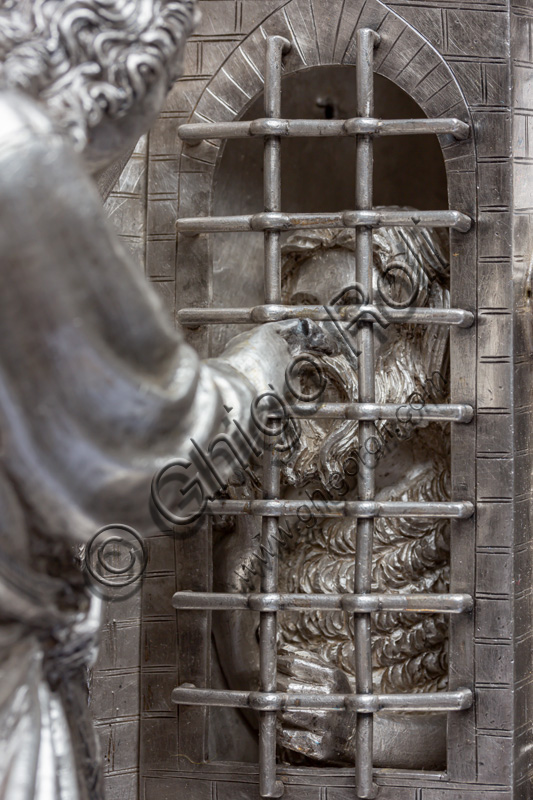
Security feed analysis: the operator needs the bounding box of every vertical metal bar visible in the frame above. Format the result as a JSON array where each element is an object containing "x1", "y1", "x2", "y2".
[
  {"x1": 259, "y1": 35, "x2": 290, "y2": 799},
  {"x1": 259, "y1": 446, "x2": 283, "y2": 798},
  {"x1": 263, "y1": 35, "x2": 291, "y2": 304},
  {"x1": 354, "y1": 27, "x2": 380, "y2": 800}
]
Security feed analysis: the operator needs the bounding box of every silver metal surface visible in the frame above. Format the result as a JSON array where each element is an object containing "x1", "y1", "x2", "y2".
[
  {"x1": 172, "y1": 686, "x2": 473, "y2": 714},
  {"x1": 286, "y1": 402, "x2": 474, "y2": 422},
  {"x1": 177, "y1": 209, "x2": 471, "y2": 235},
  {"x1": 353, "y1": 29, "x2": 379, "y2": 797},
  {"x1": 259, "y1": 447, "x2": 283, "y2": 798},
  {"x1": 171, "y1": 27, "x2": 476, "y2": 798},
  {"x1": 202, "y1": 499, "x2": 474, "y2": 518},
  {"x1": 5, "y1": 1, "x2": 533, "y2": 799},
  {"x1": 0, "y1": 4, "x2": 198, "y2": 800},
  {"x1": 179, "y1": 117, "x2": 469, "y2": 143},
  {"x1": 259, "y1": 36, "x2": 291, "y2": 799},
  {"x1": 178, "y1": 304, "x2": 475, "y2": 328},
  {"x1": 173, "y1": 592, "x2": 474, "y2": 613},
  {"x1": 111, "y1": 0, "x2": 533, "y2": 797}
]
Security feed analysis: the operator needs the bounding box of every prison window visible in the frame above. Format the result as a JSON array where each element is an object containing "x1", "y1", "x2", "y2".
[{"x1": 172, "y1": 31, "x2": 474, "y2": 800}]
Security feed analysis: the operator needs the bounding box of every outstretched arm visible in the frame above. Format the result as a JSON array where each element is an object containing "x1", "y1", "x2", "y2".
[{"x1": 0, "y1": 91, "x2": 291, "y2": 546}]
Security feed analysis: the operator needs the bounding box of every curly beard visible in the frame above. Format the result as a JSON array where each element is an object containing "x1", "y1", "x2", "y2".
[
  {"x1": 282, "y1": 278, "x2": 449, "y2": 486},
  {"x1": 279, "y1": 459, "x2": 450, "y2": 695},
  {"x1": 278, "y1": 285, "x2": 451, "y2": 697}
]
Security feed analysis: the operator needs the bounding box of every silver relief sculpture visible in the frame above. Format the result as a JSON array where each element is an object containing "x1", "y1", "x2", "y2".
[
  {"x1": 213, "y1": 223, "x2": 453, "y2": 769},
  {"x1": 119, "y1": 2, "x2": 533, "y2": 798},
  {"x1": 0, "y1": 3, "x2": 293, "y2": 798},
  {"x1": 1, "y1": 2, "x2": 531, "y2": 800}
]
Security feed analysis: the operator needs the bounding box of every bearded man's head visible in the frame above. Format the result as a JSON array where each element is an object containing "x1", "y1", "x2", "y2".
[
  {"x1": 279, "y1": 220, "x2": 450, "y2": 486},
  {"x1": 211, "y1": 220, "x2": 452, "y2": 766}
]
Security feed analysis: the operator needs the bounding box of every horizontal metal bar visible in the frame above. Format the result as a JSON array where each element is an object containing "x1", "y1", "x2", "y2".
[
  {"x1": 172, "y1": 591, "x2": 474, "y2": 614},
  {"x1": 172, "y1": 686, "x2": 473, "y2": 713},
  {"x1": 178, "y1": 117, "x2": 469, "y2": 143},
  {"x1": 177, "y1": 209, "x2": 471, "y2": 234},
  {"x1": 344, "y1": 117, "x2": 470, "y2": 139},
  {"x1": 179, "y1": 119, "x2": 345, "y2": 141},
  {"x1": 179, "y1": 307, "x2": 256, "y2": 324},
  {"x1": 178, "y1": 304, "x2": 475, "y2": 328},
  {"x1": 345, "y1": 209, "x2": 471, "y2": 232},
  {"x1": 290, "y1": 402, "x2": 474, "y2": 423},
  {"x1": 202, "y1": 499, "x2": 474, "y2": 518}
]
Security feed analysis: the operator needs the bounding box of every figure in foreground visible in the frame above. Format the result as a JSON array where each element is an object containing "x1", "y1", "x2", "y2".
[{"x1": 0, "y1": 3, "x2": 292, "y2": 798}]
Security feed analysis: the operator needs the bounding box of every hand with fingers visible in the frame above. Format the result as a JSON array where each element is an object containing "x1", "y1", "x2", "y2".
[{"x1": 276, "y1": 644, "x2": 356, "y2": 764}]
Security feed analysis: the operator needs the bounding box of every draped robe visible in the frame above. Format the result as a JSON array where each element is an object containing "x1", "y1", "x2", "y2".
[{"x1": 0, "y1": 90, "x2": 290, "y2": 800}]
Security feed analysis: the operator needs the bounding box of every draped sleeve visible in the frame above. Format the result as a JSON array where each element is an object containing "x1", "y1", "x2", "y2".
[
  {"x1": 0, "y1": 88, "x2": 300, "y2": 800},
  {"x1": 0, "y1": 90, "x2": 263, "y2": 548}
]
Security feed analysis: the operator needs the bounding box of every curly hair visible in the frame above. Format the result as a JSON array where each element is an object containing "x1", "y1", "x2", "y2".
[
  {"x1": 0, "y1": 0, "x2": 196, "y2": 148},
  {"x1": 281, "y1": 213, "x2": 449, "y2": 308}
]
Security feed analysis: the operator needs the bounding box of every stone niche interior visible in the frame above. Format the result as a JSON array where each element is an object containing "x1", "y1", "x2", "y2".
[{"x1": 210, "y1": 65, "x2": 447, "y2": 356}]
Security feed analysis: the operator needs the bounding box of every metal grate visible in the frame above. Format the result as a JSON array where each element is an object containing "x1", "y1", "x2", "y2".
[{"x1": 171, "y1": 30, "x2": 474, "y2": 800}]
